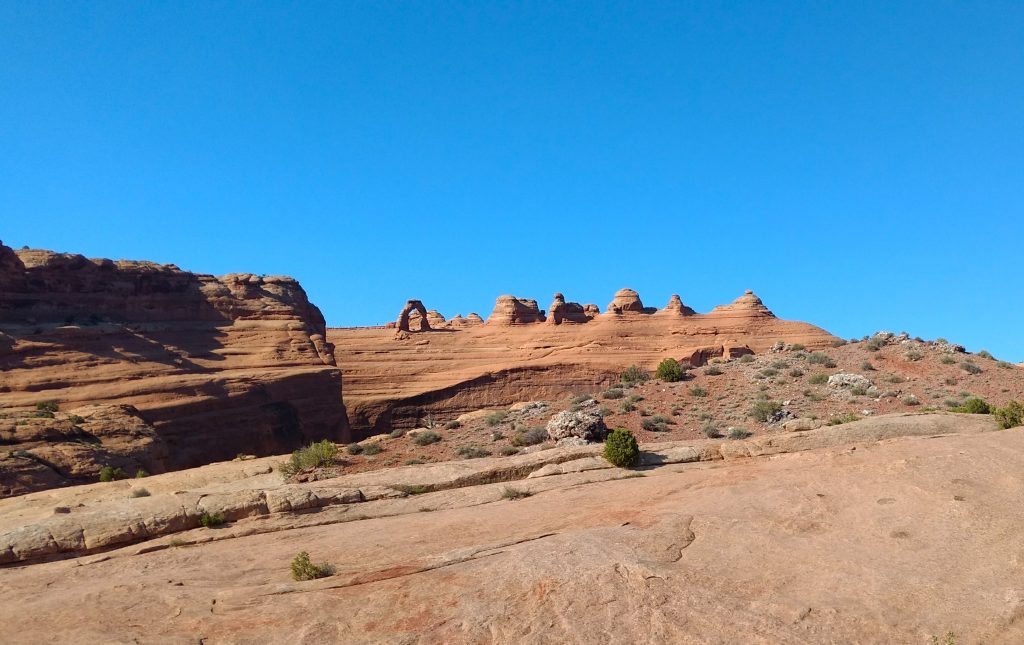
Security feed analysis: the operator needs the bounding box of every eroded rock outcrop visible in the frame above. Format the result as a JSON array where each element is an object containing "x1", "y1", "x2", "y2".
[
  {"x1": 395, "y1": 299, "x2": 430, "y2": 332},
  {"x1": 660, "y1": 294, "x2": 696, "y2": 316},
  {"x1": 546, "y1": 293, "x2": 593, "y2": 325},
  {"x1": 605, "y1": 288, "x2": 645, "y2": 314},
  {"x1": 0, "y1": 242, "x2": 349, "y2": 496},
  {"x1": 487, "y1": 296, "x2": 545, "y2": 325},
  {"x1": 708, "y1": 289, "x2": 775, "y2": 317}
]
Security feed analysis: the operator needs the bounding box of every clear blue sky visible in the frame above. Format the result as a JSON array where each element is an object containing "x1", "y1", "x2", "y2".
[{"x1": 1, "y1": 2, "x2": 1021, "y2": 360}]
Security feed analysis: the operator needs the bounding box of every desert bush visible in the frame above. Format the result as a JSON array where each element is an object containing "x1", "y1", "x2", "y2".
[
  {"x1": 790, "y1": 343, "x2": 806, "y2": 351},
  {"x1": 498, "y1": 446, "x2": 520, "y2": 456},
  {"x1": 960, "y1": 361, "x2": 982, "y2": 375},
  {"x1": 831, "y1": 339, "x2": 847, "y2": 347},
  {"x1": 748, "y1": 400, "x2": 782, "y2": 422},
  {"x1": 789, "y1": 367, "x2": 804, "y2": 378},
  {"x1": 68, "y1": 414, "x2": 86, "y2": 425},
  {"x1": 940, "y1": 355, "x2": 956, "y2": 365},
  {"x1": 281, "y1": 440, "x2": 338, "y2": 476},
  {"x1": 362, "y1": 442, "x2": 382, "y2": 456},
  {"x1": 728, "y1": 427, "x2": 750, "y2": 440},
  {"x1": 98, "y1": 465, "x2": 127, "y2": 482},
  {"x1": 861, "y1": 361, "x2": 876, "y2": 371},
  {"x1": 135, "y1": 469, "x2": 148, "y2": 478},
  {"x1": 602, "y1": 388, "x2": 625, "y2": 400},
  {"x1": 738, "y1": 354, "x2": 755, "y2": 364},
  {"x1": 806, "y1": 352, "x2": 832, "y2": 365},
  {"x1": 702, "y1": 422, "x2": 720, "y2": 438},
  {"x1": 888, "y1": 374, "x2": 907, "y2": 383},
  {"x1": 389, "y1": 428, "x2": 405, "y2": 439},
  {"x1": 621, "y1": 365, "x2": 650, "y2": 384},
  {"x1": 510, "y1": 426, "x2": 547, "y2": 447},
  {"x1": 619, "y1": 401, "x2": 637, "y2": 413},
  {"x1": 998, "y1": 361, "x2": 1013, "y2": 369},
  {"x1": 603, "y1": 429, "x2": 639, "y2": 467},
  {"x1": 35, "y1": 401, "x2": 59, "y2": 413},
  {"x1": 404, "y1": 458, "x2": 425, "y2": 465},
  {"x1": 413, "y1": 431, "x2": 442, "y2": 446},
  {"x1": 757, "y1": 368, "x2": 778, "y2": 378},
  {"x1": 828, "y1": 412, "x2": 860, "y2": 426},
  {"x1": 851, "y1": 386, "x2": 867, "y2": 396},
  {"x1": 484, "y1": 411, "x2": 507, "y2": 426},
  {"x1": 904, "y1": 394, "x2": 921, "y2": 406},
  {"x1": 33, "y1": 410, "x2": 55, "y2": 419},
  {"x1": 346, "y1": 443, "x2": 364, "y2": 455},
  {"x1": 977, "y1": 350, "x2": 993, "y2": 360},
  {"x1": 444, "y1": 420, "x2": 462, "y2": 430},
  {"x1": 199, "y1": 511, "x2": 225, "y2": 528},
  {"x1": 291, "y1": 551, "x2": 332, "y2": 581},
  {"x1": 808, "y1": 373, "x2": 828, "y2": 385},
  {"x1": 944, "y1": 377, "x2": 957, "y2": 385},
  {"x1": 570, "y1": 393, "x2": 592, "y2": 405},
  {"x1": 501, "y1": 487, "x2": 532, "y2": 500},
  {"x1": 597, "y1": 406, "x2": 612, "y2": 417},
  {"x1": 655, "y1": 358, "x2": 687, "y2": 382},
  {"x1": 993, "y1": 401, "x2": 1024, "y2": 429},
  {"x1": 457, "y1": 445, "x2": 491, "y2": 459},
  {"x1": 953, "y1": 397, "x2": 991, "y2": 414},
  {"x1": 627, "y1": 394, "x2": 644, "y2": 402},
  {"x1": 865, "y1": 336, "x2": 886, "y2": 351},
  {"x1": 704, "y1": 365, "x2": 723, "y2": 376},
  {"x1": 905, "y1": 349, "x2": 923, "y2": 361},
  {"x1": 130, "y1": 488, "x2": 150, "y2": 498},
  {"x1": 689, "y1": 386, "x2": 707, "y2": 397}
]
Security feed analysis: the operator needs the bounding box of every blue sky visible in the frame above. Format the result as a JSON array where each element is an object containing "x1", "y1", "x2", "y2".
[{"x1": 1, "y1": 2, "x2": 1022, "y2": 360}]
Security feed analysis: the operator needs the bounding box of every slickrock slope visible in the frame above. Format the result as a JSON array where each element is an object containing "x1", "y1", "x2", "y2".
[
  {"x1": 330, "y1": 289, "x2": 840, "y2": 434},
  {"x1": 0, "y1": 414, "x2": 1021, "y2": 643},
  {"x1": 0, "y1": 243, "x2": 348, "y2": 496}
]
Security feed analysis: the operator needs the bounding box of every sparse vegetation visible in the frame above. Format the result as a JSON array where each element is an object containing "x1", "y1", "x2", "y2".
[
  {"x1": 704, "y1": 365, "x2": 723, "y2": 376},
  {"x1": 940, "y1": 355, "x2": 957, "y2": 365},
  {"x1": 498, "y1": 446, "x2": 520, "y2": 456},
  {"x1": 362, "y1": 442, "x2": 382, "y2": 456},
  {"x1": 806, "y1": 352, "x2": 834, "y2": 366},
  {"x1": 621, "y1": 365, "x2": 650, "y2": 385},
  {"x1": 444, "y1": 420, "x2": 462, "y2": 430},
  {"x1": 35, "y1": 401, "x2": 59, "y2": 413},
  {"x1": 413, "y1": 430, "x2": 442, "y2": 446},
  {"x1": 98, "y1": 466, "x2": 128, "y2": 482},
  {"x1": 291, "y1": 551, "x2": 333, "y2": 581},
  {"x1": 828, "y1": 412, "x2": 860, "y2": 425},
  {"x1": 510, "y1": 426, "x2": 548, "y2": 447},
  {"x1": 130, "y1": 488, "x2": 151, "y2": 498},
  {"x1": 702, "y1": 422, "x2": 720, "y2": 438},
  {"x1": 789, "y1": 367, "x2": 804, "y2": 378},
  {"x1": 619, "y1": 401, "x2": 637, "y2": 413},
  {"x1": 977, "y1": 350, "x2": 993, "y2": 360},
  {"x1": 346, "y1": 443, "x2": 364, "y2": 455},
  {"x1": 199, "y1": 511, "x2": 225, "y2": 528},
  {"x1": 865, "y1": 336, "x2": 886, "y2": 351},
  {"x1": 603, "y1": 428, "x2": 640, "y2": 468},
  {"x1": 135, "y1": 469, "x2": 148, "y2": 478},
  {"x1": 960, "y1": 361, "x2": 982, "y2": 375},
  {"x1": 738, "y1": 354, "x2": 755, "y2": 364},
  {"x1": 808, "y1": 373, "x2": 829, "y2": 385},
  {"x1": 748, "y1": 400, "x2": 782, "y2": 422},
  {"x1": 456, "y1": 445, "x2": 491, "y2": 459},
  {"x1": 728, "y1": 427, "x2": 750, "y2": 440},
  {"x1": 655, "y1": 358, "x2": 687, "y2": 382},
  {"x1": 903, "y1": 394, "x2": 921, "y2": 406},
  {"x1": 861, "y1": 361, "x2": 875, "y2": 371},
  {"x1": 281, "y1": 440, "x2": 338, "y2": 477},
  {"x1": 68, "y1": 414, "x2": 86, "y2": 425},
  {"x1": 501, "y1": 486, "x2": 532, "y2": 500},
  {"x1": 391, "y1": 484, "x2": 430, "y2": 495},
  {"x1": 689, "y1": 386, "x2": 707, "y2": 397},
  {"x1": 389, "y1": 428, "x2": 405, "y2": 439},
  {"x1": 905, "y1": 349, "x2": 923, "y2": 361},
  {"x1": 484, "y1": 411, "x2": 508, "y2": 426},
  {"x1": 602, "y1": 388, "x2": 625, "y2": 400}
]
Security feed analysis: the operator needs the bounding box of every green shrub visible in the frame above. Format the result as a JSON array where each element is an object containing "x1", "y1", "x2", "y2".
[
  {"x1": 444, "y1": 420, "x2": 462, "y2": 430},
  {"x1": 704, "y1": 365, "x2": 724, "y2": 376},
  {"x1": 960, "y1": 361, "x2": 982, "y2": 375},
  {"x1": 905, "y1": 349, "x2": 923, "y2": 361},
  {"x1": 993, "y1": 401, "x2": 1024, "y2": 429},
  {"x1": 888, "y1": 374, "x2": 907, "y2": 383},
  {"x1": 940, "y1": 355, "x2": 957, "y2": 365},
  {"x1": 602, "y1": 389, "x2": 625, "y2": 400},
  {"x1": 977, "y1": 350, "x2": 993, "y2": 360},
  {"x1": 35, "y1": 401, "x2": 59, "y2": 413},
  {"x1": 291, "y1": 551, "x2": 333, "y2": 581},
  {"x1": 789, "y1": 343, "x2": 805, "y2": 351},
  {"x1": 757, "y1": 368, "x2": 778, "y2": 378},
  {"x1": 498, "y1": 446, "x2": 520, "y2": 456},
  {"x1": 738, "y1": 354, "x2": 755, "y2": 364},
  {"x1": 404, "y1": 458, "x2": 425, "y2": 465},
  {"x1": 789, "y1": 367, "x2": 804, "y2": 378},
  {"x1": 748, "y1": 400, "x2": 782, "y2": 422},
  {"x1": 619, "y1": 401, "x2": 637, "y2": 413},
  {"x1": 569, "y1": 393, "x2": 592, "y2": 404},
  {"x1": 510, "y1": 426, "x2": 548, "y2": 447},
  {"x1": 98, "y1": 465, "x2": 127, "y2": 482},
  {"x1": 389, "y1": 428, "x2": 405, "y2": 439},
  {"x1": 997, "y1": 361, "x2": 1013, "y2": 369},
  {"x1": 702, "y1": 422, "x2": 720, "y2": 438},
  {"x1": 851, "y1": 386, "x2": 867, "y2": 396},
  {"x1": 68, "y1": 414, "x2": 86, "y2": 425},
  {"x1": 865, "y1": 337, "x2": 886, "y2": 351},
  {"x1": 484, "y1": 411, "x2": 507, "y2": 426},
  {"x1": 689, "y1": 386, "x2": 707, "y2": 397},
  {"x1": 808, "y1": 373, "x2": 828, "y2": 385},
  {"x1": 199, "y1": 511, "x2": 225, "y2": 528},
  {"x1": 807, "y1": 352, "x2": 833, "y2": 365},
  {"x1": 831, "y1": 339, "x2": 847, "y2": 347},
  {"x1": 861, "y1": 361, "x2": 875, "y2": 371},
  {"x1": 135, "y1": 469, "x2": 148, "y2": 478},
  {"x1": 362, "y1": 442, "x2": 382, "y2": 456},
  {"x1": 904, "y1": 394, "x2": 921, "y2": 406},
  {"x1": 952, "y1": 397, "x2": 990, "y2": 414},
  {"x1": 621, "y1": 365, "x2": 650, "y2": 385},
  {"x1": 281, "y1": 440, "x2": 338, "y2": 476},
  {"x1": 603, "y1": 429, "x2": 639, "y2": 467},
  {"x1": 944, "y1": 377, "x2": 957, "y2": 385},
  {"x1": 33, "y1": 410, "x2": 55, "y2": 419},
  {"x1": 655, "y1": 358, "x2": 687, "y2": 382},
  {"x1": 346, "y1": 443, "x2": 364, "y2": 455},
  {"x1": 413, "y1": 431, "x2": 442, "y2": 446},
  {"x1": 597, "y1": 405, "x2": 612, "y2": 417}
]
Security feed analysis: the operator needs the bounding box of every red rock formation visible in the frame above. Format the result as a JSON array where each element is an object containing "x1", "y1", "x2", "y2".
[
  {"x1": 659, "y1": 294, "x2": 697, "y2": 316},
  {"x1": 709, "y1": 290, "x2": 774, "y2": 317},
  {"x1": 0, "y1": 243, "x2": 349, "y2": 496},
  {"x1": 396, "y1": 299, "x2": 430, "y2": 332},
  {"x1": 486, "y1": 295, "x2": 545, "y2": 325},
  {"x1": 546, "y1": 293, "x2": 592, "y2": 325},
  {"x1": 605, "y1": 288, "x2": 645, "y2": 314}
]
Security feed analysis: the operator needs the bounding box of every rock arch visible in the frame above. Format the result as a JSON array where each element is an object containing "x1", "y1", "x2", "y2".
[{"x1": 396, "y1": 299, "x2": 431, "y2": 332}]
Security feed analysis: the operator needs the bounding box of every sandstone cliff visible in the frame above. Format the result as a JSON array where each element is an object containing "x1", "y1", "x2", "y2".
[{"x1": 0, "y1": 243, "x2": 349, "y2": 497}]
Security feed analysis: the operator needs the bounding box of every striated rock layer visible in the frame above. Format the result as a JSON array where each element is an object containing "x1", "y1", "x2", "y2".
[
  {"x1": 330, "y1": 288, "x2": 840, "y2": 436},
  {"x1": 0, "y1": 243, "x2": 349, "y2": 497}
]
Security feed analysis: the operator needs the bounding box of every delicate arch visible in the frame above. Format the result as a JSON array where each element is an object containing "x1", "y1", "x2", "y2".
[{"x1": 396, "y1": 299, "x2": 431, "y2": 332}]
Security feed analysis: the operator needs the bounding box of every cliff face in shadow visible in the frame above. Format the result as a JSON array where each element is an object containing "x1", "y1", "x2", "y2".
[{"x1": 0, "y1": 243, "x2": 349, "y2": 497}]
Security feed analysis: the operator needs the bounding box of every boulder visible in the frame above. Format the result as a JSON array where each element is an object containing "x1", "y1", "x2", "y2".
[
  {"x1": 546, "y1": 409, "x2": 608, "y2": 442},
  {"x1": 827, "y1": 373, "x2": 874, "y2": 391}
]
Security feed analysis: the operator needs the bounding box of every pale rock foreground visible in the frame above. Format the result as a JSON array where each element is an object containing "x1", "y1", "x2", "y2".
[{"x1": 0, "y1": 414, "x2": 1022, "y2": 644}]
